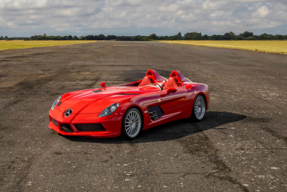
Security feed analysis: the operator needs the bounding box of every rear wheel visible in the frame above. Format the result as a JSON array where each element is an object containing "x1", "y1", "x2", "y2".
[
  {"x1": 121, "y1": 108, "x2": 143, "y2": 139},
  {"x1": 191, "y1": 95, "x2": 206, "y2": 121}
]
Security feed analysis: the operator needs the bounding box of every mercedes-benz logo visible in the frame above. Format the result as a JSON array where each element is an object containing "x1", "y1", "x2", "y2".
[{"x1": 64, "y1": 109, "x2": 73, "y2": 117}]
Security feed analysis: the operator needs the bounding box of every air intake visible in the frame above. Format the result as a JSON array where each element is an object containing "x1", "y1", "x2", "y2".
[
  {"x1": 52, "y1": 118, "x2": 58, "y2": 127},
  {"x1": 75, "y1": 124, "x2": 106, "y2": 132},
  {"x1": 61, "y1": 124, "x2": 74, "y2": 133}
]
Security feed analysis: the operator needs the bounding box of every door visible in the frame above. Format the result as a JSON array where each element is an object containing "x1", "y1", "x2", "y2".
[{"x1": 160, "y1": 87, "x2": 189, "y2": 112}]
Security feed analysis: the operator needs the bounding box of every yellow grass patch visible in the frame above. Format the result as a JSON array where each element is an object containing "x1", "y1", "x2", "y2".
[
  {"x1": 0, "y1": 40, "x2": 97, "y2": 51},
  {"x1": 159, "y1": 40, "x2": 287, "y2": 55}
]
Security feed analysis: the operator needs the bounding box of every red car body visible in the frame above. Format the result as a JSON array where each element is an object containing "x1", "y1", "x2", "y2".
[{"x1": 48, "y1": 69, "x2": 210, "y2": 138}]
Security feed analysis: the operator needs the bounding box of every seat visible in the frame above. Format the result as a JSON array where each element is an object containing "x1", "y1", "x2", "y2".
[
  {"x1": 163, "y1": 77, "x2": 180, "y2": 90},
  {"x1": 138, "y1": 76, "x2": 155, "y2": 87}
]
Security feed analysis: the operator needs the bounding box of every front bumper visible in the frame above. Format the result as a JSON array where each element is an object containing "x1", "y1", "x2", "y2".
[{"x1": 48, "y1": 108, "x2": 122, "y2": 138}]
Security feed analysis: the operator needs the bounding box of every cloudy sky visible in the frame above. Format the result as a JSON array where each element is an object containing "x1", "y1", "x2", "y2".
[{"x1": 0, "y1": 0, "x2": 286, "y2": 37}]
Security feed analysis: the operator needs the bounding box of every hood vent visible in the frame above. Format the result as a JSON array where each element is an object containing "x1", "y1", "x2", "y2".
[
  {"x1": 118, "y1": 93, "x2": 141, "y2": 95},
  {"x1": 93, "y1": 90, "x2": 103, "y2": 93}
]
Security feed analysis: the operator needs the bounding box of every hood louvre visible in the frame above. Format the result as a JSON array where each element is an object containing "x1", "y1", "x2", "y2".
[
  {"x1": 118, "y1": 93, "x2": 141, "y2": 95},
  {"x1": 93, "y1": 90, "x2": 103, "y2": 93}
]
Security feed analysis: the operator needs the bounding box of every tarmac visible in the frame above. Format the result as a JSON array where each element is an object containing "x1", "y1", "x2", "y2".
[{"x1": 0, "y1": 41, "x2": 286, "y2": 191}]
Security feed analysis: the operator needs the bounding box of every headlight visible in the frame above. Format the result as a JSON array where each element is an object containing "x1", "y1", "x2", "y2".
[
  {"x1": 98, "y1": 103, "x2": 120, "y2": 117},
  {"x1": 51, "y1": 96, "x2": 61, "y2": 110}
]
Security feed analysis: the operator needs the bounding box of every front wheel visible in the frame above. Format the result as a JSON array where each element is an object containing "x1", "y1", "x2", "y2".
[
  {"x1": 121, "y1": 108, "x2": 143, "y2": 140},
  {"x1": 191, "y1": 95, "x2": 206, "y2": 121}
]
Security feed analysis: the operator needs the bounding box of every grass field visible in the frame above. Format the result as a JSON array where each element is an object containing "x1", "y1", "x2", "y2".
[
  {"x1": 159, "y1": 40, "x2": 287, "y2": 55},
  {"x1": 0, "y1": 40, "x2": 97, "y2": 51}
]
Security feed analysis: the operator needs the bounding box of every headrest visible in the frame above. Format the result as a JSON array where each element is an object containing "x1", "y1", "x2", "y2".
[
  {"x1": 163, "y1": 77, "x2": 180, "y2": 90},
  {"x1": 138, "y1": 76, "x2": 155, "y2": 87}
]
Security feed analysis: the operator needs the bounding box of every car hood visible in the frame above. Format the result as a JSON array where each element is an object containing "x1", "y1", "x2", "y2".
[{"x1": 55, "y1": 86, "x2": 157, "y2": 114}]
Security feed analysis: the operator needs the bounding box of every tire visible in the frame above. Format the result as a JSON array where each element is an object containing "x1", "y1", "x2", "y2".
[
  {"x1": 191, "y1": 95, "x2": 206, "y2": 121},
  {"x1": 121, "y1": 108, "x2": 143, "y2": 140}
]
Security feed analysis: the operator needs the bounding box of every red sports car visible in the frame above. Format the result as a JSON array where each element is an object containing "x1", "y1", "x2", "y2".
[{"x1": 48, "y1": 69, "x2": 210, "y2": 139}]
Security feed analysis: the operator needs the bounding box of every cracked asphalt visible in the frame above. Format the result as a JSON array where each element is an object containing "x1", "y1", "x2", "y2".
[{"x1": 0, "y1": 41, "x2": 286, "y2": 191}]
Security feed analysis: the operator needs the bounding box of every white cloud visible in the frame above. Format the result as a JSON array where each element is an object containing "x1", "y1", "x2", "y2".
[
  {"x1": 257, "y1": 6, "x2": 270, "y2": 17},
  {"x1": 0, "y1": 0, "x2": 286, "y2": 36}
]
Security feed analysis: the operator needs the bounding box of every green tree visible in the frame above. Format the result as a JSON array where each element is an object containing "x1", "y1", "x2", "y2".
[
  {"x1": 135, "y1": 35, "x2": 143, "y2": 41},
  {"x1": 85, "y1": 35, "x2": 95, "y2": 40},
  {"x1": 73, "y1": 36, "x2": 78, "y2": 40},
  {"x1": 221, "y1": 31, "x2": 236, "y2": 40},
  {"x1": 236, "y1": 35, "x2": 244, "y2": 40},
  {"x1": 240, "y1": 31, "x2": 254, "y2": 38},
  {"x1": 147, "y1": 34, "x2": 158, "y2": 40},
  {"x1": 55, "y1": 36, "x2": 62, "y2": 40},
  {"x1": 222, "y1": 31, "x2": 235, "y2": 40},
  {"x1": 202, "y1": 34, "x2": 209, "y2": 40},
  {"x1": 184, "y1": 32, "x2": 202, "y2": 40},
  {"x1": 174, "y1": 32, "x2": 182, "y2": 40},
  {"x1": 98, "y1": 34, "x2": 106, "y2": 40},
  {"x1": 245, "y1": 36, "x2": 257, "y2": 40},
  {"x1": 259, "y1": 33, "x2": 273, "y2": 40},
  {"x1": 106, "y1": 35, "x2": 117, "y2": 40},
  {"x1": 222, "y1": 32, "x2": 232, "y2": 40},
  {"x1": 228, "y1": 31, "x2": 235, "y2": 39},
  {"x1": 210, "y1": 35, "x2": 221, "y2": 40}
]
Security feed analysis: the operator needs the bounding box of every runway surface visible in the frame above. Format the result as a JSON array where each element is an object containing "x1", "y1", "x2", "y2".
[{"x1": 0, "y1": 41, "x2": 286, "y2": 191}]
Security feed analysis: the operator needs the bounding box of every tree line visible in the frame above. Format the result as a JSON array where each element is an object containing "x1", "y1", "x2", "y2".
[{"x1": 1, "y1": 31, "x2": 287, "y2": 41}]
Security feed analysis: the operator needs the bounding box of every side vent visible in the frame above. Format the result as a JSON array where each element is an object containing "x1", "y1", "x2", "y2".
[
  {"x1": 148, "y1": 106, "x2": 164, "y2": 121},
  {"x1": 149, "y1": 111, "x2": 158, "y2": 121}
]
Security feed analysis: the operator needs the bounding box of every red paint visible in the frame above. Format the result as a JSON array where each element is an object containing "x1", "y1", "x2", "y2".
[{"x1": 48, "y1": 69, "x2": 210, "y2": 138}]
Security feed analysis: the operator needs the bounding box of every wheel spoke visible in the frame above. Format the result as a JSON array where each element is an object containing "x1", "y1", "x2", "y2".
[
  {"x1": 125, "y1": 110, "x2": 141, "y2": 138},
  {"x1": 194, "y1": 97, "x2": 205, "y2": 120}
]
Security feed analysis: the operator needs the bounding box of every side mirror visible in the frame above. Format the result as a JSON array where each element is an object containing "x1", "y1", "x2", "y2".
[
  {"x1": 167, "y1": 87, "x2": 177, "y2": 94},
  {"x1": 100, "y1": 82, "x2": 106, "y2": 88},
  {"x1": 160, "y1": 88, "x2": 177, "y2": 97}
]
